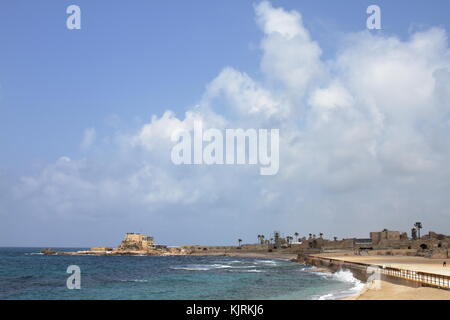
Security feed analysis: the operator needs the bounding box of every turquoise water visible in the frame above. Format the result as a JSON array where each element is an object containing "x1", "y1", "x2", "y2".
[{"x1": 0, "y1": 248, "x2": 363, "y2": 300}]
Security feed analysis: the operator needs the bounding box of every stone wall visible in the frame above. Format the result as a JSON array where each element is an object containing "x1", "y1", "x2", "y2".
[
  {"x1": 298, "y1": 255, "x2": 422, "y2": 288},
  {"x1": 370, "y1": 230, "x2": 401, "y2": 245}
]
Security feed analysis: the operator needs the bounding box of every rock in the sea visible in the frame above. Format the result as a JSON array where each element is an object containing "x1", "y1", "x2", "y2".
[{"x1": 41, "y1": 248, "x2": 55, "y2": 255}]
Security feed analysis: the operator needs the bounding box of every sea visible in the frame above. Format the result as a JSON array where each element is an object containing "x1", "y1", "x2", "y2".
[{"x1": 0, "y1": 247, "x2": 364, "y2": 300}]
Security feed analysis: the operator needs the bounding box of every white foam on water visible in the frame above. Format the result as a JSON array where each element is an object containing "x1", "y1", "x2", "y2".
[
  {"x1": 258, "y1": 259, "x2": 277, "y2": 264},
  {"x1": 241, "y1": 269, "x2": 264, "y2": 273},
  {"x1": 120, "y1": 279, "x2": 149, "y2": 282},
  {"x1": 316, "y1": 269, "x2": 365, "y2": 300},
  {"x1": 229, "y1": 269, "x2": 264, "y2": 273},
  {"x1": 171, "y1": 263, "x2": 233, "y2": 271},
  {"x1": 210, "y1": 264, "x2": 233, "y2": 269},
  {"x1": 300, "y1": 267, "x2": 364, "y2": 300},
  {"x1": 332, "y1": 269, "x2": 360, "y2": 283},
  {"x1": 215, "y1": 260, "x2": 241, "y2": 264},
  {"x1": 254, "y1": 259, "x2": 278, "y2": 266},
  {"x1": 171, "y1": 266, "x2": 211, "y2": 271},
  {"x1": 231, "y1": 265, "x2": 254, "y2": 269},
  {"x1": 317, "y1": 293, "x2": 333, "y2": 300},
  {"x1": 170, "y1": 258, "x2": 287, "y2": 274}
]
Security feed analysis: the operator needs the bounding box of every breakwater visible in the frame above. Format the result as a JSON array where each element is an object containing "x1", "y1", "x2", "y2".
[{"x1": 297, "y1": 254, "x2": 450, "y2": 290}]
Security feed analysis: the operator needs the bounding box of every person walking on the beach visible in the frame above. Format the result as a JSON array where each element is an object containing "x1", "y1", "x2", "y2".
[{"x1": 444, "y1": 261, "x2": 447, "y2": 267}]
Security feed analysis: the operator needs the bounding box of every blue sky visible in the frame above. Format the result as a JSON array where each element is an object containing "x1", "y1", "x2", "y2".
[
  {"x1": 1, "y1": 1, "x2": 450, "y2": 246},
  {"x1": 2, "y1": 0, "x2": 449, "y2": 170}
]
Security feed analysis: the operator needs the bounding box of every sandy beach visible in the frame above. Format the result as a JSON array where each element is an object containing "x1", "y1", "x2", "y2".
[
  {"x1": 194, "y1": 251, "x2": 450, "y2": 299},
  {"x1": 344, "y1": 280, "x2": 450, "y2": 300},
  {"x1": 314, "y1": 253, "x2": 450, "y2": 300},
  {"x1": 314, "y1": 253, "x2": 450, "y2": 276}
]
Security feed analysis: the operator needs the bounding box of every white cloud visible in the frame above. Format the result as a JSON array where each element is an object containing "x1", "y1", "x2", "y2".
[
  {"x1": 3, "y1": 2, "x2": 450, "y2": 245},
  {"x1": 80, "y1": 128, "x2": 96, "y2": 151},
  {"x1": 256, "y1": 1, "x2": 326, "y2": 96},
  {"x1": 203, "y1": 67, "x2": 290, "y2": 120}
]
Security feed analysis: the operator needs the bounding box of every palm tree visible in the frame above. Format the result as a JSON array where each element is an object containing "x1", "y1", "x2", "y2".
[
  {"x1": 261, "y1": 235, "x2": 265, "y2": 244},
  {"x1": 257, "y1": 235, "x2": 262, "y2": 244},
  {"x1": 333, "y1": 236, "x2": 338, "y2": 241},
  {"x1": 294, "y1": 232, "x2": 299, "y2": 242},
  {"x1": 286, "y1": 236, "x2": 293, "y2": 247},
  {"x1": 411, "y1": 228, "x2": 417, "y2": 240},
  {"x1": 319, "y1": 233, "x2": 323, "y2": 239},
  {"x1": 308, "y1": 233, "x2": 312, "y2": 239},
  {"x1": 270, "y1": 238, "x2": 274, "y2": 244},
  {"x1": 238, "y1": 239, "x2": 242, "y2": 247},
  {"x1": 414, "y1": 222, "x2": 422, "y2": 239}
]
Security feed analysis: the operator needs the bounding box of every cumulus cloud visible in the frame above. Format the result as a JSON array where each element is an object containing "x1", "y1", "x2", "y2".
[
  {"x1": 203, "y1": 67, "x2": 288, "y2": 120},
  {"x1": 256, "y1": 1, "x2": 326, "y2": 96},
  {"x1": 80, "y1": 128, "x2": 96, "y2": 151},
  {"x1": 3, "y1": 1, "x2": 450, "y2": 245}
]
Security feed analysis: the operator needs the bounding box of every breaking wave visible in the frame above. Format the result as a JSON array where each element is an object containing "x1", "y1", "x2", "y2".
[
  {"x1": 317, "y1": 269, "x2": 365, "y2": 300},
  {"x1": 170, "y1": 259, "x2": 279, "y2": 272},
  {"x1": 120, "y1": 279, "x2": 149, "y2": 283},
  {"x1": 171, "y1": 263, "x2": 234, "y2": 271}
]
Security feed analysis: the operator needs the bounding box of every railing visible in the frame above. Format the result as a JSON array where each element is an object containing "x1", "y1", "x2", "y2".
[
  {"x1": 311, "y1": 256, "x2": 450, "y2": 290},
  {"x1": 379, "y1": 266, "x2": 450, "y2": 289}
]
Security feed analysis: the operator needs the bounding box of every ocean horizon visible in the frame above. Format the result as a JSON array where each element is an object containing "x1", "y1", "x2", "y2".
[{"x1": 0, "y1": 247, "x2": 363, "y2": 300}]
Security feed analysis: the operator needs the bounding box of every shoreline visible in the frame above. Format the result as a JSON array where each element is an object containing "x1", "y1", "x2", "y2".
[
  {"x1": 40, "y1": 247, "x2": 450, "y2": 299},
  {"x1": 308, "y1": 266, "x2": 450, "y2": 300},
  {"x1": 303, "y1": 254, "x2": 450, "y2": 300},
  {"x1": 43, "y1": 248, "x2": 299, "y2": 261},
  {"x1": 194, "y1": 252, "x2": 368, "y2": 300},
  {"x1": 342, "y1": 280, "x2": 450, "y2": 300}
]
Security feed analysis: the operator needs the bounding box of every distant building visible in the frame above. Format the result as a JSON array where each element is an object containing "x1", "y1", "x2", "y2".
[
  {"x1": 292, "y1": 227, "x2": 449, "y2": 258},
  {"x1": 370, "y1": 230, "x2": 401, "y2": 245},
  {"x1": 354, "y1": 238, "x2": 372, "y2": 249},
  {"x1": 118, "y1": 233, "x2": 155, "y2": 251}
]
